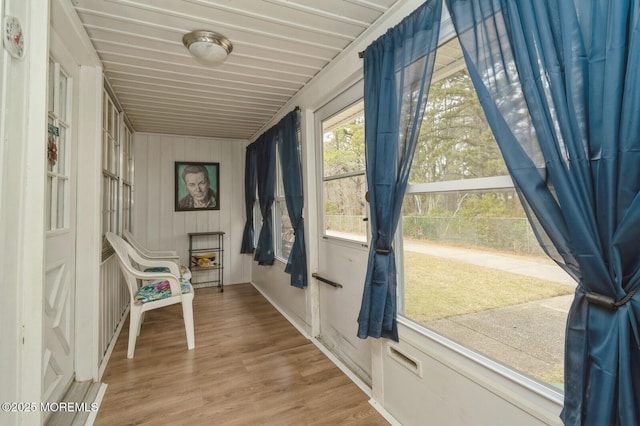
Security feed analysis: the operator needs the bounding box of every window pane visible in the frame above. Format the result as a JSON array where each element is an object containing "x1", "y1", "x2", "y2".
[
  {"x1": 108, "y1": 98, "x2": 115, "y2": 136},
  {"x1": 324, "y1": 175, "x2": 367, "y2": 242},
  {"x1": 48, "y1": 60, "x2": 55, "y2": 112},
  {"x1": 123, "y1": 126, "x2": 133, "y2": 182},
  {"x1": 275, "y1": 199, "x2": 293, "y2": 260},
  {"x1": 322, "y1": 101, "x2": 365, "y2": 178},
  {"x1": 110, "y1": 178, "x2": 118, "y2": 232},
  {"x1": 102, "y1": 175, "x2": 111, "y2": 232},
  {"x1": 109, "y1": 136, "x2": 117, "y2": 174},
  {"x1": 47, "y1": 117, "x2": 55, "y2": 173},
  {"x1": 46, "y1": 176, "x2": 53, "y2": 231},
  {"x1": 254, "y1": 200, "x2": 262, "y2": 247},
  {"x1": 57, "y1": 179, "x2": 66, "y2": 229},
  {"x1": 401, "y1": 190, "x2": 572, "y2": 387},
  {"x1": 410, "y1": 43, "x2": 508, "y2": 184},
  {"x1": 58, "y1": 71, "x2": 68, "y2": 121},
  {"x1": 122, "y1": 184, "x2": 131, "y2": 231},
  {"x1": 57, "y1": 126, "x2": 66, "y2": 173}
]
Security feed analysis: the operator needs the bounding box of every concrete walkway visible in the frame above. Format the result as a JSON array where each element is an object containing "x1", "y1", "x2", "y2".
[
  {"x1": 403, "y1": 240, "x2": 576, "y2": 287},
  {"x1": 402, "y1": 239, "x2": 576, "y2": 386}
]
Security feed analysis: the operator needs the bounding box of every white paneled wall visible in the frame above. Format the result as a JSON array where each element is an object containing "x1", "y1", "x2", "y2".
[
  {"x1": 133, "y1": 133, "x2": 251, "y2": 285},
  {"x1": 98, "y1": 254, "x2": 128, "y2": 376}
]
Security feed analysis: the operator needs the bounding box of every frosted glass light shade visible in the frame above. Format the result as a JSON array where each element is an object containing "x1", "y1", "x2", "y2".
[{"x1": 183, "y1": 30, "x2": 233, "y2": 66}]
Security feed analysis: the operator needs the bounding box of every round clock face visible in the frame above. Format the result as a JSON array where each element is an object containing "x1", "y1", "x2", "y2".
[{"x1": 3, "y1": 16, "x2": 25, "y2": 59}]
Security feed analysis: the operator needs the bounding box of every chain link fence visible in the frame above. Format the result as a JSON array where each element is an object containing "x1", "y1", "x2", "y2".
[{"x1": 325, "y1": 214, "x2": 543, "y2": 256}]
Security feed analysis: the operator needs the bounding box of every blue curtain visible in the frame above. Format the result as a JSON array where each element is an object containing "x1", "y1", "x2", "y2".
[
  {"x1": 357, "y1": 0, "x2": 443, "y2": 341},
  {"x1": 277, "y1": 109, "x2": 308, "y2": 288},
  {"x1": 254, "y1": 131, "x2": 277, "y2": 265},
  {"x1": 240, "y1": 144, "x2": 257, "y2": 254},
  {"x1": 447, "y1": 0, "x2": 640, "y2": 424}
]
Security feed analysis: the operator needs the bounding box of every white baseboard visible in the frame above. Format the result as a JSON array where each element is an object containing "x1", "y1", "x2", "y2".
[
  {"x1": 368, "y1": 398, "x2": 402, "y2": 426},
  {"x1": 250, "y1": 282, "x2": 312, "y2": 339},
  {"x1": 84, "y1": 383, "x2": 107, "y2": 426},
  {"x1": 98, "y1": 306, "x2": 129, "y2": 380}
]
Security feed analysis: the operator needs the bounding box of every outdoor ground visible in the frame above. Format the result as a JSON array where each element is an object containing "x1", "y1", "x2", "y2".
[{"x1": 403, "y1": 239, "x2": 575, "y2": 386}]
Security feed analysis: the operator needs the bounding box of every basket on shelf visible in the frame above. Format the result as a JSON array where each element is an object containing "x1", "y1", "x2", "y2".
[{"x1": 193, "y1": 252, "x2": 217, "y2": 267}]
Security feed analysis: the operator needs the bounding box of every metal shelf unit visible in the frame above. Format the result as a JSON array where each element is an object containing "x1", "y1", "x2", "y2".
[{"x1": 188, "y1": 231, "x2": 224, "y2": 291}]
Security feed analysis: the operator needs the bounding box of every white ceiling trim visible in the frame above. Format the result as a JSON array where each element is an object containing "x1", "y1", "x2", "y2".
[
  {"x1": 72, "y1": 0, "x2": 402, "y2": 139},
  {"x1": 98, "y1": 51, "x2": 310, "y2": 85},
  {"x1": 113, "y1": 87, "x2": 283, "y2": 109},
  {"x1": 108, "y1": 80, "x2": 287, "y2": 106},
  {"x1": 261, "y1": 0, "x2": 371, "y2": 27},
  {"x1": 346, "y1": 0, "x2": 390, "y2": 13},
  {"x1": 96, "y1": 0, "x2": 352, "y2": 50},
  {"x1": 99, "y1": 60, "x2": 302, "y2": 92}
]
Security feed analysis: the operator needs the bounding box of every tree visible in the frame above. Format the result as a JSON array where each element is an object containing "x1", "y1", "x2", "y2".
[
  {"x1": 404, "y1": 69, "x2": 509, "y2": 216},
  {"x1": 323, "y1": 113, "x2": 367, "y2": 219}
]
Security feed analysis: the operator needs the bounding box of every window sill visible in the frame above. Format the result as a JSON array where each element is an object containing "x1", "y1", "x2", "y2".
[{"x1": 321, "y1": 234, "x2": 369, "y2": 251}]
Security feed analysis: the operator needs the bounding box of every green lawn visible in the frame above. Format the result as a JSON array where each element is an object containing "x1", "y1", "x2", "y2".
[
  {"x1": 403, "y1": 251, "x2": 572, "y2": 385},
  {"x1": 403, "y1": 251, "x2": 573, "y2": 323}
]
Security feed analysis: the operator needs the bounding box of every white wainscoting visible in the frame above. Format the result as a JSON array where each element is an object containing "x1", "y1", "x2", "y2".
[
  {"x1": 133, "y1": 133, "x2": 251, "y2": 286},
  {"x1": 98, "y1": 254, "x2": 128, "y2": 377}
]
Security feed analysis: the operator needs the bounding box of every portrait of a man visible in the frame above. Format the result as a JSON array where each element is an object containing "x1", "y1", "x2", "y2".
[{"x1": 175, "y1": 162, "x2": 220, "y2": 211}]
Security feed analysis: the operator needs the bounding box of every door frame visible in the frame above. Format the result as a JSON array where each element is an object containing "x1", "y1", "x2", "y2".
[
  {"x1": 50, "y1": 0, "x2": 104, "y2": 383},
  {"x1": 43, "y1": 29, "x2": 80, "y2": 407}
]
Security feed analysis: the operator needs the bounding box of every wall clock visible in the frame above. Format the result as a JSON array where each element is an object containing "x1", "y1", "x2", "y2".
[{"x1": 3, "y1": 16, "x2": 25, "y2": 59}]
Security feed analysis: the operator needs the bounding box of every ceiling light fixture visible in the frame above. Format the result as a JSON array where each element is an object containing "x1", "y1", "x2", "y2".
[{"x1": 182, "y1": 30, "x2": 233, "y2": 66}]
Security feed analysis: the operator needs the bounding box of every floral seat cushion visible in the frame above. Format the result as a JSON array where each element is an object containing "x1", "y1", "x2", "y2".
[
  {"x1": 134, "y1": 278, "x2": 191, "y2": 305},
  {"x1": 144, "y1": 264, "x2": 189, "y2": 276}
]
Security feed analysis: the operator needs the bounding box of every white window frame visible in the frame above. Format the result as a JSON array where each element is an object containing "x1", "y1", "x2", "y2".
[
  {"x1": 394, "y1": 28, "x2": 566, "y2": 399},
  {"x1": 101, "y1": 82, "x2": 134, "y2": 241},
  {"x1": 46, "y1": 59, "x2": 72, "y2": 233},
  {"x1": 315, "y1": 80, "x2": 369, "y2": 248},
  {"x1": 121, "y1": 122, "x2": 134, "y2": 232},
  {"x1": 102, "y1": 86, "x2": 120, "y2": 235}
]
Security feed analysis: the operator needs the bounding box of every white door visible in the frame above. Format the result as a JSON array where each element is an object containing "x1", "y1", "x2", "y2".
[
  {"x1": 43, "y1": 31, "x2": 78, "y2": 406},
  {"x1": 315, "y1": 84, "x2": 373, "y2": 383}
]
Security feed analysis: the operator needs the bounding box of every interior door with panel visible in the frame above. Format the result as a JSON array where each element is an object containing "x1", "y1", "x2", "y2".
[
  {"x1": 43, "y1": 30, "x2": 79, "y2": 408},
  {"x1": 315, "y1": 82, "x2": 373, "y2": 384}
]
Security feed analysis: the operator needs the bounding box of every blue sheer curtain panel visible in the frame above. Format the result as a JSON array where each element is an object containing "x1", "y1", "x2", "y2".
[
  {"x1": 447, "y1": 0, "x2": 640, "y2": 424},
  {"x1": 254, "y1": 131, "x2": 277, "y2": 265},
  {"x1": 277, "y1": 109, "x2": 308, "y2": 288},
  {"x1": 357, "y1": 0, "x2": 443, "y2": 341},
  {"x1": 240, "y1": 144, "x2": 257, "y2": 254}
]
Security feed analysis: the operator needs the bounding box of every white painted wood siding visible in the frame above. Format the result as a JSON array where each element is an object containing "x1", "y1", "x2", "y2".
[{"x1": 133, "y1": 133, "x2": 251, "y2": 285}]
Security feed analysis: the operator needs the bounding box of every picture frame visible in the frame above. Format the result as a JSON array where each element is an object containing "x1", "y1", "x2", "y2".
[{"x1": 175, "y1": 161, "x2": 220, "y2": 211}]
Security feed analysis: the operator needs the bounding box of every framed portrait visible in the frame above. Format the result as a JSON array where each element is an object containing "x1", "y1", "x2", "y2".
[{"x1": 175, "y1": 162, "x2": 220, "y2": 211}]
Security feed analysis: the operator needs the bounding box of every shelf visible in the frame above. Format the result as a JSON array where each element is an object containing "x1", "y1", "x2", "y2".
[
  {"x1": 188, "y1": 231, "x2": 224, "y2": 292},
  {"x1": 191, "y1": 265, "x2": 222, "y2": 271}
]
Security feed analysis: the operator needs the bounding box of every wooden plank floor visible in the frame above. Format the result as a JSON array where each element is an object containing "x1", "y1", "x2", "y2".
[{"x1": 95, "y1": 283, "x2": 388, "y2": 425}]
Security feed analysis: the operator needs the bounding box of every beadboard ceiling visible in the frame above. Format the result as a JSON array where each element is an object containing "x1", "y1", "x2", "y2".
[{"x1": 70, "y1": 0, "x2": 404, "y2": 139}]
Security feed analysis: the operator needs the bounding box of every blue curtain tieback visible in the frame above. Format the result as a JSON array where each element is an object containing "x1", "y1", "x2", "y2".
[
  {"x1": 586, "y1": 288, "x2": 638, "y2": 311},
  {"x1": 375, "y1": 248, "x2": 390, "y2": 255}
]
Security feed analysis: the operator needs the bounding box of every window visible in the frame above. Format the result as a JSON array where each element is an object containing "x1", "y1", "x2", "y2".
[
  {"x1": 101, "y1": 84, "x2": 134, "y2": 240},
  {"x1": 46, "y1": 59, "x2": 71, "y2": 231},
  {"x1": 121, "y1": 124, "x2": 133, "y2": 231},
  {"x1": 399, "y1": 36, "x2": 571, "y2": 389},
  {"x1": 102, "y1": 88, "x2": 119, "y2": 235},
  {"x1": 274, "y1": 154, "x2": 293, "y2": 261},
  {"x1": 321, "y1": 100, "x2": 368, "y2": 243}
]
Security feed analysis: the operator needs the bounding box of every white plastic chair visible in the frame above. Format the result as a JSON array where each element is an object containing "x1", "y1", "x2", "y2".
[
  {"x1": 106, "y1": 232, "x2": 195, "y2": 358},
  {"x1": 123, "y1": 229, "x2": 191, "y2": 280}
]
